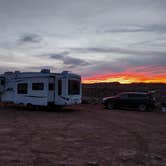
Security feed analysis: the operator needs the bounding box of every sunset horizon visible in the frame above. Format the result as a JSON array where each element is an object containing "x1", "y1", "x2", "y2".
[
  {"x1": 83, "y1": 65, "x2": 166, "y2": 84},
  {"x1": 83, "y1": 76, "x2": 166, "y2": 84}
]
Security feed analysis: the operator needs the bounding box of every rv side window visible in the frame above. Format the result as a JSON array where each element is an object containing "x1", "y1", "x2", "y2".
[
  {"x1": 49, "y1": 83, "x2": 54, "y2": 91},
  {"x1": 1, "y1": 80, "x2": 5, "y2": 86},
  {"x1": 32, "y1": 83, "x2": 44, "y2": 91},
  {"x1": 17, "y1": 83, "x2": 28, "y2": 94},
  {"x1": 68, "y1": 80, "x2": 80, "y2": 95},
  {"x1": 58, "y1": 80, "x2": 62, "y2": 95}
]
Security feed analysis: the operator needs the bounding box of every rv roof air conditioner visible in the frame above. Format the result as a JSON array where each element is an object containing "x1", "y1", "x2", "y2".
[
  {"x1": 15, "y1": 71, "x2": 21, "y2": 74},
  {"x1": 4, "y1": 72, "x2": 13, "y2": 75},
  {"x1": 62, "y1": 71, "x2": 69, "y2": 74},
  {"x1": 41, "y1": 69, "x2": 50, "y2": 73}
]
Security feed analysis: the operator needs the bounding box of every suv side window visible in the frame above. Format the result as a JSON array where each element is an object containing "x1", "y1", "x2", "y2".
[
  {"x1": 128, "y1": 93, "x2": 148, "y2": 99},
  {"x1": 128, "y1": 94, "x2": 139, "y2": 99}
]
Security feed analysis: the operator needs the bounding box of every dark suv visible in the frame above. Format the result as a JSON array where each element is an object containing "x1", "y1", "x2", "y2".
[{"x1": 102, "y1": 92, "x2": 156, "y2": 111}]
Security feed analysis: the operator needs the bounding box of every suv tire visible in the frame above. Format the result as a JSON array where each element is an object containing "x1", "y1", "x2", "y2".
[
  {"x1": 138, "y1": 104, "x2": 146, "y2": 111},
  {"x1": 107, "y1": 102, "x2": 114, "y2": 110}
]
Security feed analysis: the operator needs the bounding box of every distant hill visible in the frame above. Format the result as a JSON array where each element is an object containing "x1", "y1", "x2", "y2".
[{"x1": 82, "y1": 82, "x2": 166, "y2": 102}]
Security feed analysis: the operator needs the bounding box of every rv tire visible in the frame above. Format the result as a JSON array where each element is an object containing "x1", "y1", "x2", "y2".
[{"x1": 27, "y1": 103, "x2": 34, "y2": 110}]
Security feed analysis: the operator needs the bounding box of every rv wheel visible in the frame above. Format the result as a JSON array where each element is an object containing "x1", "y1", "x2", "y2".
[{"x1": 27, "y1": 103, "x2": 34, "y2": 110}]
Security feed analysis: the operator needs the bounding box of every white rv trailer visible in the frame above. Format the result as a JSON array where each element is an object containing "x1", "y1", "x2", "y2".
[{"x1": 0, "y1": 69, "x2": 82, "y2": 107}]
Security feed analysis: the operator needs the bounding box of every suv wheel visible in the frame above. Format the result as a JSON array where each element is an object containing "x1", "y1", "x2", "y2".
[
  {"x1": 107, "y1": 102, "x2": 114, "y2": 110},
  {"x1": 138, "y1": 104, "x2": 146, "y2": 111}
]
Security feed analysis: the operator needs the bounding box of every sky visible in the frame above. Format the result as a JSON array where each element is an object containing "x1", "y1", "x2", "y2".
[{"x1": 0, "y1": 0, "x2": 166, "y2": 83}]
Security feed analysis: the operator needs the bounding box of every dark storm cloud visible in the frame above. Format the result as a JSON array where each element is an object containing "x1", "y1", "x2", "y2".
[
  {"x1": 46, "y1": 52, "x2": 90, "y2": 67},
  {"x1": 19, "y1": 33, "x2": 42, "y2": 44}
]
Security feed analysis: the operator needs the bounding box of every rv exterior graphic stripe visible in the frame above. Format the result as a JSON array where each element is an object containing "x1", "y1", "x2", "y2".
[{"x1": 25, "y1": 95, "x2": 47, "y2": 98}]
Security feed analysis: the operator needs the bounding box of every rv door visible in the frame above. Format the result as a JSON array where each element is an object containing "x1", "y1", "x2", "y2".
[
  {"x1": 48, "y1": 77, "x2": 55, "y2": 103},
  {"x1": 58, "y1": 79, "x2": 62, "y2": 96}
]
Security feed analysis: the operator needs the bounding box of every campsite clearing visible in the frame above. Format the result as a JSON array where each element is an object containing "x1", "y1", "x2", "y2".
[{"x1": 0, "y1": 104, "x2": 165, "y2": 165}]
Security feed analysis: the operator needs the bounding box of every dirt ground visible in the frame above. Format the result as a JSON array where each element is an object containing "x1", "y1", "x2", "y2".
[{"x1": 0, "y1": 104, "x2": 165, "y2": 166}]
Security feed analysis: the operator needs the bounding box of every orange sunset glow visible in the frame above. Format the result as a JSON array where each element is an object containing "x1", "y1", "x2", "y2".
[{"x1": 83, "y1": 66, "x2": 166, "y2": 84}]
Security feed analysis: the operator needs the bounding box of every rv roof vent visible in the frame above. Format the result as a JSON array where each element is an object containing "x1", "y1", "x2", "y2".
[
  {"x1": 4, "y1": 72, "x2": 13, "y2": 75},
  {"x1": 41, "y1": 69, "x2": 50, "y2": 73},
  {"x1": 15, "y1": 71, "x2": 20, "y2": 74},
  {"x1": 62, "y1": 71, "x2": 69, "y2": 74}
]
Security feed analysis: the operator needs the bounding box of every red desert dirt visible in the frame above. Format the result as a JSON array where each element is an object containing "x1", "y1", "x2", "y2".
[{"x1": 0, "y1": 104, "x2": 166, "y2": 166}]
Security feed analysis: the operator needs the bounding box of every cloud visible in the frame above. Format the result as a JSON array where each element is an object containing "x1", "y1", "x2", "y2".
[
  {"x1": 49, "y1": 52, "x2": 90, "y2": 67},
  {"x1": 101, "y1": 25, "x2": 166, "y2": 34},
  {"x1": 46, "y1": 52, "x2": 91, "y2": 67},
  {"x1": 70, "y1": 46, "x2": 166, "y2": 57},
  {"x1": 49, "y1": 52, "x2": 69, "y2": 59},
  {"x1": 18, "y1": 33, "x2": 42, "y2": 44},
  {"x1": 78, "y1": 51, "x2": 166, "y2": 77},
  {"x1": 0, "y1": 0, "x2": 166, "y2": 83}
]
